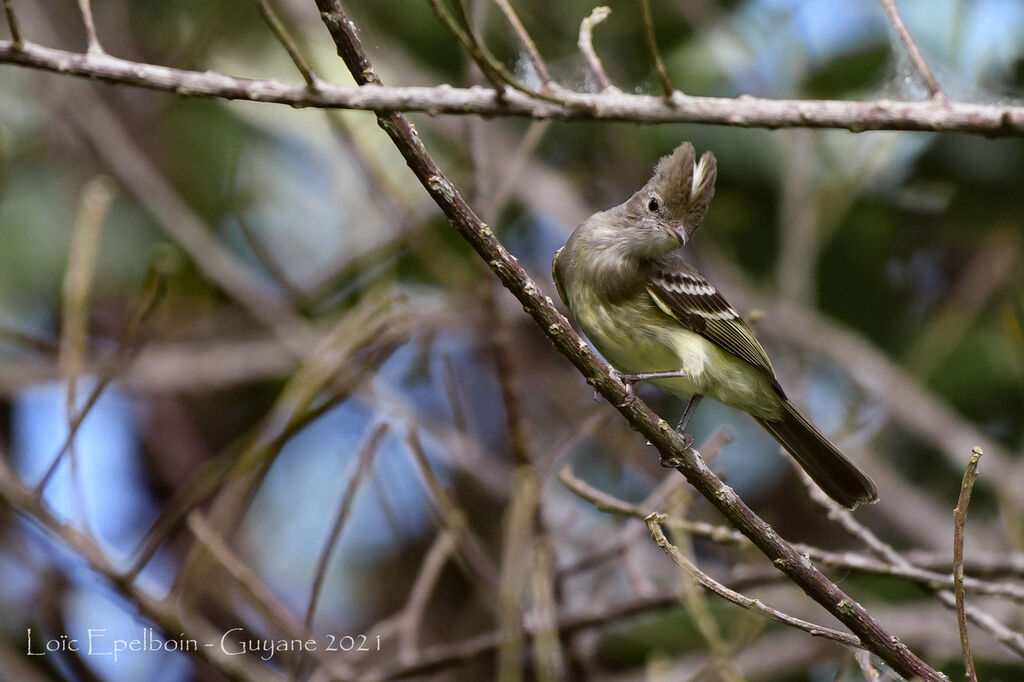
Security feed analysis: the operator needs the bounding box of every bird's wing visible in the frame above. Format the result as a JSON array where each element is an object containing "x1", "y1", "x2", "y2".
[
  {"x1": 646, "y1": 259, "x2": 782, "y2": 392},
  {"x1": 551, "y1": 246, "x2": 569, "y2": 308}
]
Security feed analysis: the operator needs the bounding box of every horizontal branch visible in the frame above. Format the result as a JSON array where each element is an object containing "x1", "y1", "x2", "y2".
[{"x1": 2, "y1": 40, "x2": 1024, "y2": 135}]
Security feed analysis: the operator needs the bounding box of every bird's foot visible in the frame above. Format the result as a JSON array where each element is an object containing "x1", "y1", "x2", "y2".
[
  {"x1": 657, "y1": 433, "x2": 695, "y2": 467},
  {"x1": 612, "y1": 371, "x2": 639, "y2": 407},
  {"x1": 676, "y1": 432, "x2": 695, "y2": 449}
]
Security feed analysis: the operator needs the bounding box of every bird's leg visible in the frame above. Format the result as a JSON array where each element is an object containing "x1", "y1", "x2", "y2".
[
  {"x1": 672, "y1": 394, "x2": 703, "y2": 450},
  {"x1": 614, "y1": 369, "x2": 690, "y2": 407},
  {"x1": 618, "y1": 369, "x2": 692, "y2": 383}
]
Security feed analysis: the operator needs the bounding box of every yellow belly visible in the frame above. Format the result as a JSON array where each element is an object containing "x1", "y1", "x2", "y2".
[{"x1": 574, "y1": 295, "x2": 781, "y2": 420}]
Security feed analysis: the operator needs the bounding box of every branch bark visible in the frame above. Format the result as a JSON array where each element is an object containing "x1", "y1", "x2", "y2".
[
  {"x1": 309, "y1": 2, "x2": 948, "y2": 679},
  {"x1": 3, "y1": 40, "x2": 1024, "y2": 135}
]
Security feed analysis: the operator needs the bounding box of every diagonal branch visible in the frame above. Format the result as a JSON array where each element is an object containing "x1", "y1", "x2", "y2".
[
  {"x1": 578, "y1": 6, "x2": 616, "y2": 92},
  {"x1": 636, "y1": 0, "x2": 675, "y2": 97},
  {"x1": 310, "y1": 2, "x2": 947, "y2": 679},
  {"x1": 646, "y1": 513, "x2": 861, "y2": 649},
  {"x1": 4, "y1": 41, "x2": 1024, "y2": 134},
  {"x1": 491, "y1": 0, "x2": 553, "y2": 87},
  {"x1": 877, "y1": 0, "x2": 943, "y2": 99},
  {"x1": 252, "y1": 0, "x2": 321, "y2": 90},
  {"x1": 2, "y1": 0, "x2": 21, "y2": 45},
  {"x1": 801, "y1": 468, "x2": 1024, "y2": 659}
]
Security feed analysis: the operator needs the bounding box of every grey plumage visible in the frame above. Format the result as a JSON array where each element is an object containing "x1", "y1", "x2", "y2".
[{"x1": 553, "y1": 142, "x2": 878, "y2": 508}]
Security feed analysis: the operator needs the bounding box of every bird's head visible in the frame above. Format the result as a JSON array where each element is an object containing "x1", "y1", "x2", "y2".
[{"x1": 616, "y1": 142, "x2": 718, "y2": 257}]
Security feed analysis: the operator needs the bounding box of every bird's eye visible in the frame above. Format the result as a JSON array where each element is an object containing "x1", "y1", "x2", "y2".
[{"x1": 647, "y1": 196, "x2": 660, "y2": 212}]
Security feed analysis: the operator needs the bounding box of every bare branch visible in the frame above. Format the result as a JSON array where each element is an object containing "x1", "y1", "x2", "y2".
[
  {"x1": 877, "y1": 0, "x2": 942, "y2": 99},
  {"x1": 954, "y1": 446, "x2": 983, "y2": 682},
  {"x1": 491, "y1": 0, "x2": 553, "y2": 87},
  {"x1": 636, "y1": 0, "x2": 675, "y2": 97},
  {"x1": 52, "y1": 178, "x2": 113, "y2": 505},
  {"x1": 406, "y1": 427, "x2": 500, "y2": 589},
  {"x1": 578, "y1": 6, "x2": 616, "y2": 92},
  {"x1": 645, "y1": 514, "x2": 862, "y2": 649},
  {"x1": 563, "y1": 463, "x2": 1024, "y2": 603},
  {"x1": 75, "y1": 0, "x2": 103, "y2": 54},
  {"x1": 2, "y1": 0, "x2": 21, "y2": 46},
  {"x1": 310, "y1": 4, "x2": 950, "y2": 677},
  {"x1": 5, "y1": 41, "x2": 1024, "y2": 134},
  {"x1": 398, "y1": 530, "x2": 456, "y2": 662},
  {"x1": 302, "y1": 423, "x2": 388, "y2": 636},
  {"x1": 559, "y1": 464, "x2": 648, "y2": 517},
  {"x1": 37, "y1": 255, "x2": 171, "y2": 493},
  {"x1": 802, "y1": 469, "x2": 1024, "y2": 660},
  {"x1": 252, "y1": 0, "x2": 320, "y2": 89}
]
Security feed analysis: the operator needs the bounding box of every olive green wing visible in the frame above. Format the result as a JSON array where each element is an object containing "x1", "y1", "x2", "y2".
[
  {"x1": 646, "y1": 264, "x2": 783, "y2": 394},
  {"x1": 551, "y1": 246, "x2": 569, "y2": 309}
]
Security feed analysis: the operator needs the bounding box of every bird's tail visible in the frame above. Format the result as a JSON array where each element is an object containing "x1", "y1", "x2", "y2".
[{"x1": 756, "y1": 399, "x2": 878, "y2": 509}]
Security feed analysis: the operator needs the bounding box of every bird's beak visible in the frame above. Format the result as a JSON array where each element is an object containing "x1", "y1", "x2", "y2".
[{"x1": 665, "y1": 224, "x2": 686, "y2": 245}]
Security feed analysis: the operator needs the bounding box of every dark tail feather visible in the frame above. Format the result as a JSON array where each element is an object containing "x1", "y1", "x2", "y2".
[{"x1": 757, "y1": 400, "x2": 878, "y2": 509}]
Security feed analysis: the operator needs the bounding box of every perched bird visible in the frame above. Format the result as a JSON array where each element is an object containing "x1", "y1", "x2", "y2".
[{"x1": 552, "y1": 142, "x2": 878, "y2": 508}]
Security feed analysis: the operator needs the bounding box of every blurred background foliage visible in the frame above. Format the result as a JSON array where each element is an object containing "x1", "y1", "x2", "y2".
[{"x1": 0, "y1": 0, "x2": 1023, "y2": 680}]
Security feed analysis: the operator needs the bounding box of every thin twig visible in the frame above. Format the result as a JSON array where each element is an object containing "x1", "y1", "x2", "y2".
[
  {"x1": 75, "y1": 0, "x2": 103, "y2": 54},
  {"x1": 578, "y1": 6, "x2": 615, "y2": 92},
  {"x1": 406, "y1": 427, "x2": 499, "y2": 589},
  {"x1": 877, "y1": 0, "x2": 943, "y2": 99},
  {"x1": 802, "y1": 469, "x2": 1024, "y2": 660},
  {"x1": 37, "y1": 252, "x2": 170, "y2": 493},
  {"x1": 645, "y1": 514, "x2": 862, "y2": 649},
  {"x1": 2, "y1": 0, "x2": 21, "y2": 46},
  {"x1": 398, "y1": 530, "x2": 457, "y2": 662},
  {"x1": 636, "y1": 0, "x2": 675, "y2": 97},
  {"x1": 953, "y1": 446, "x2": 983, "y2": 682},
  {"x1": 667, "y1": 488, "x2": 744, "y2": 682},
  {"x1": 491, "y1": 0, "x2": 553, "y2": 87},
  {"x1": 561, "y1": 460, "x2": 1024, "y2": 604},
  {"x1": 302, "y1": 423, "x2": 388, "y2": 635},
  {"x1": 8, "y1": 41, "x2": 1024, "y2": 133},
  {"x1": 559, "y1": 464, "x2": 648, "y2": 517},
  {"x1": 427, "y1": 0, "x2": 509, "y2": 93},
  {"x1": 56, "y1": 177, "x2": 113, "y2": 524},
  {"x1": 16, "y1": 2, "x2": 312, "y2": 356},
  {"x1": 252, "y1": 0, "x2": 320, "y2": 90}
]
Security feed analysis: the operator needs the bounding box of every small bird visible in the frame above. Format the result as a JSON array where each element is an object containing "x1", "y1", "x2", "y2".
[{"x1": 552, "y1": 142, "x2": 878, "y2": 508}]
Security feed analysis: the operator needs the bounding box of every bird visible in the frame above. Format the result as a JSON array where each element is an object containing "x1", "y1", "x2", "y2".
[{"x1": 551, "y1": 142, "x2": 878, "y2": 508}]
